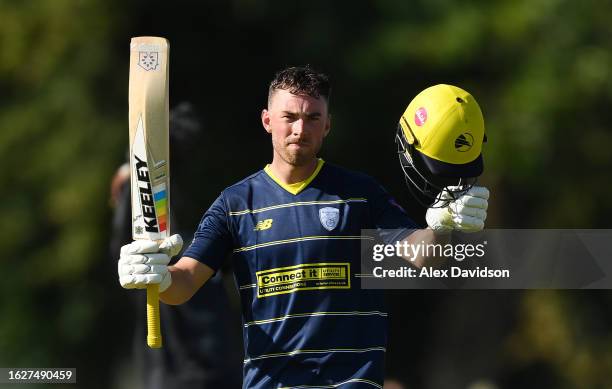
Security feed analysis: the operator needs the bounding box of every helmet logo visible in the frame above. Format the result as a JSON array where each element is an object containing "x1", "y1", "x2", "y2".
[
  {"x1": 455, "y1": 132, "x2": 474, "y2": 152},
  {"x1": 414, "y1": 107, "x2": 427, "y2": 126}
]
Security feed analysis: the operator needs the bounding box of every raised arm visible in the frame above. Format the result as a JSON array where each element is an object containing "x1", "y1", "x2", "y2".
[
  {"x1": 118, "y1": 235, "x2": 215, "y2": 306},
  {"x1": 403, "y1": 186, "x2": 490, "y2": 268},
  {"x1": 160, "y1": 257, "x2": 215, "y2": 305}
]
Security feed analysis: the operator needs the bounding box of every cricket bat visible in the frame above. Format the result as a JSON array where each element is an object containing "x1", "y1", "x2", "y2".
[{"x1": 128, "y1": 36, "x2": 170, "y2": 349}]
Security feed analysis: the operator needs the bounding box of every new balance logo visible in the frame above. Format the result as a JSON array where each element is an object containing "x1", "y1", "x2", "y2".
[{"x1": 254, "y1": 219, "x2": 273, "y2": 231}]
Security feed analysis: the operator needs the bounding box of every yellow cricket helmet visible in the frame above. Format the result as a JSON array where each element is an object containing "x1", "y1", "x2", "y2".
[{"x1": 396, "y1": 84, "x2": 486, "y2": 205}]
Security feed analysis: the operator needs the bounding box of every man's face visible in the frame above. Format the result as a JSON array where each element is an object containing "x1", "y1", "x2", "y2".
[{"x1": 261, "y1": 89, "x2": 331, "y2": 167}]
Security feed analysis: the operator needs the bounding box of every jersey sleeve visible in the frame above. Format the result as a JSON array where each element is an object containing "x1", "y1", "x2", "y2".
[
  {"x1": 368, "y1": 180, "x2": 418, "y2": 244},
  {"x1": 182, "y1": 193, "x2": 233, "y2": 272}
]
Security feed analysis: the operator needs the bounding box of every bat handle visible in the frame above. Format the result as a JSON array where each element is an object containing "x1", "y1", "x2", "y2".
[{"x1": 146, "y1": 285, "x2": 162, "y2": 348}]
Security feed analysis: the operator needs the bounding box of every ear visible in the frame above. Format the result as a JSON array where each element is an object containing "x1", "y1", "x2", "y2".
[
  {"x1": 261, "y1": 109, "x2": 272, "y2": 134},
  {"x1": 323, "y1": 114, "x2": 331, "y2": 137}
]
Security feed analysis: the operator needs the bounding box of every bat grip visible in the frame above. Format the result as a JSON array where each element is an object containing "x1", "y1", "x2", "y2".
[{"x1": 146, "y1": 285, "x2": 162, "y2": 348}]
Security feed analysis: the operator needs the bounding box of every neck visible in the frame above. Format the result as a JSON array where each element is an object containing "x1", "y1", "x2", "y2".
[{"x1": 268, "y1": 156, "x2": 318, "y2": 184}]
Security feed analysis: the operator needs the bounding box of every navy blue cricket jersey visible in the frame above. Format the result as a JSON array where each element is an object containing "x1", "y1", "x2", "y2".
[{"x1": 183, "y1": 160, "x2": 417, "y2": 388}]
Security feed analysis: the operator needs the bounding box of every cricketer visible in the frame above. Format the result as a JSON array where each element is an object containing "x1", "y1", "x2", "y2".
[{"x1": 118, "y1": 66, "x2": 489, "y2": 388}]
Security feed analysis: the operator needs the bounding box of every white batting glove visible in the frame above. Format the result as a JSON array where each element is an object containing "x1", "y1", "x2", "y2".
[
  {"x1": 118, "y1": 234, "x2": 183, "y2": 292},
  {"x1": 426, "y1": 186, "x2": 489, "y2": 232}
]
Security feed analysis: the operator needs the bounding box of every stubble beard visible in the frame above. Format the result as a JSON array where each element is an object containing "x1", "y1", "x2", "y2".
[{"x1": 275, "y1": 139, "x2": 319, "y2": 167}]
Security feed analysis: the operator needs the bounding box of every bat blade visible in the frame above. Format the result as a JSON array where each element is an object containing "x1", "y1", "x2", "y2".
[{"x1": 128, "y1": 36, "x2": 170, "y2": 349}]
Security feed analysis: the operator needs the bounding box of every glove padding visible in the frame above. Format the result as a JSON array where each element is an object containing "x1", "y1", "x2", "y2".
[
  {"x1": 426, "y1": 186, "x2": 489, "y2": 232},
  {"x1": 118, "y1": 234, "x2": 183, "y2": 292}
]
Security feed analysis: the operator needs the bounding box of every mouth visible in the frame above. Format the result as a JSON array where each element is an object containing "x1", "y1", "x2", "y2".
[{"x1": 287, "y1": 140, "x2": 309, "y2": 147}]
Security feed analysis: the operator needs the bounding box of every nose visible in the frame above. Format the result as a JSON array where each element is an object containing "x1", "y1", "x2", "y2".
[{"x1": 291, "y1": 118, "x2": 304, "y2": 135}]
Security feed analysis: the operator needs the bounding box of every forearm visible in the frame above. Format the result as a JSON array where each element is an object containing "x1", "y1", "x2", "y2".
[
  {"x1": 159, "y1": 267, "x2": 197, "y2": 305},
  {"x1": 401, "y1": 228, "x2": 451, "y2": 268},
  {"x1": 159, "y1": 257, "x2": 214, "y2": 305}
]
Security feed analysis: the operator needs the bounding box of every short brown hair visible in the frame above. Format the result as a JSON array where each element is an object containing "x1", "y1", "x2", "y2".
[{"x1": 268, "y1": 65, "x2": 331, "y2": 105}]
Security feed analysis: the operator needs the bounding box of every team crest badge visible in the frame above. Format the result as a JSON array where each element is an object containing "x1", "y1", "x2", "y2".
[
  {"x1": 319, "y1": 207, "x2": 340, "y2": 231},
  {"x1": 138, "y1": 51, "x2": 159, "y2": 71}
]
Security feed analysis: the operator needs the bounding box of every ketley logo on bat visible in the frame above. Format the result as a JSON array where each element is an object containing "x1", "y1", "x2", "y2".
[{"x1": 133, "y1": 155, "x2": 159, "y2": 233}]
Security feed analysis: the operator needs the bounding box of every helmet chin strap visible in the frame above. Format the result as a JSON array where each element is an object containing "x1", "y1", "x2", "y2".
[{"x1": 395, "y1": 127, "x2": 477, "y2": 208}]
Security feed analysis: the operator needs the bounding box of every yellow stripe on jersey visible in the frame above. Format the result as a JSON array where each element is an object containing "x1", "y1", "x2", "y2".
[
  {"x1": 264, "y1": 158, "x2": 325, "y2": 195},
  {"x1": 228, "y1": 198, "x2": 367, "y2": 216},
  {"x1": 232, "y1": 235, "x2": 374, "y2": 253},
  {"x1": 243, "y1": 311, "x2": 388, "y2": 327},
  {"x1": 244, "y1": 347, "x2": 386, "y2": 364},
  {"x1": 280, "y1": 378, "x2": 383, "y2": 389}
]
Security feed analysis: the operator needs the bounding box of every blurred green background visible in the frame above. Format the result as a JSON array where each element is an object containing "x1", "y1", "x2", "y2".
[{"x1": 2, "y1": 0, "x2": 612, "y2": 388}]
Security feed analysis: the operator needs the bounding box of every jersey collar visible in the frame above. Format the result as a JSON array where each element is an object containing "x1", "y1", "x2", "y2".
[{"x1": 264, "y1": 159, "x2": 325, "y2": 195}]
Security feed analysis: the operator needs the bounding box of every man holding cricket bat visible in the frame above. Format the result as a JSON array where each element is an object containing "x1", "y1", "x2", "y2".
[{"x1": 119, "y1": 65, "x2": 489, "y2": 388}]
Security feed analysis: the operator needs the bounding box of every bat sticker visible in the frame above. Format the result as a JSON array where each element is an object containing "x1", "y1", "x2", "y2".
[
  {"x1": 138, "y1": 51, "x2": 159, "y2": 71},
  {"x1": 130, "y1": 115, "x2": 168, "y2": 240}
]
